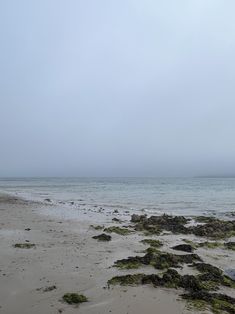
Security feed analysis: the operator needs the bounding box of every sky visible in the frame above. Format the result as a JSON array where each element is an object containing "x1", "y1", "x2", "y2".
[{"x1": 0, "y1": 0, "x2": 235, "y2": 177}]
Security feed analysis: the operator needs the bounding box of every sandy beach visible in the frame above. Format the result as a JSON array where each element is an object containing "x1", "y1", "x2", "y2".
[{"x1": 0, "y1": 193, "x2": 234, "y2": 314}]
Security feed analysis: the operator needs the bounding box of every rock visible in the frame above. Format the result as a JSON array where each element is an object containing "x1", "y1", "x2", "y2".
[
  {"x1": 92, "y1": 233, "x2": 111, "y2": 241},
  {"x1": 224, "y1": 242, "x2": 235, "y2": 250},
  {"x1": 131, "y1": 214, "x2": 146, "y2": 223},
  {"x1": 171, "y1": 244, "x2": 194, "y2": 252}
]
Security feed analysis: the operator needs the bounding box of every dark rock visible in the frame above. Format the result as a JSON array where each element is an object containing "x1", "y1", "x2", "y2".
[
  {"x1": 172, "y1": 244, "x2": 194, "y2": 252},
  {"x1": 92, "y1": 233, "x2": 111, "y2": 241},
  {"x1": 225, "y1": 242, "x2": 235, "y2": 250}
]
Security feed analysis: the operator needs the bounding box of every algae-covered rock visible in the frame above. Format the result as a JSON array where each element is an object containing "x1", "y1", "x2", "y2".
[
  {"x1": 190, "y1": 220, "x2": 235, "y2": 239},
  {"x1": 191, "y1": 263, "x2": 235, "y2": 288},
  {"x1": 171, "y1": 244, "x2": 194, "y2": 252},
  {"x1": 131, "y1": 214, "x2": 147, "y2": 223},
  {"x1": 104, "y1": 226, "x2": 132, "y2": 235},
  {"x1": 109, "y1": 268, "x2": 219, "y2": 292},
  {"x1": 92, "y1": 233, "x2": 111, "y2": 241},
  {"x1": 108, "y1": 274, "x2": 145, "y2": 286},
  {"x1": 194, "y1": 216, "x2": 218, "y2": 223},
  {"x1": 114, "y1": 256, "x2": 142, "y2": 269},
  {"x1": 182, "y1": 291, "x2": 235, "y2": 314},
  {"x1": 114, "y1": 250, "x2": 201, "y2": 270},
  {"x1": 63, "y1": 293, "x2": 88, "y2": 304},
  {"x1": 131, "y1": 214, "x2": 235, "y2": 239},
  {"x1": 131, "y1": 214, "x2": 189, "y2": 235},
  {"x1": 224, "y1": 242, "x2": 235, "y2": 250}
]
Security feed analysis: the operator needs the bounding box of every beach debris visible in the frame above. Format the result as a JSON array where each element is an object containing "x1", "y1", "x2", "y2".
[
  {"x1": 37, "y1": 285, "x2": 57, "y2": 292},
  {"x1": 104, "y1": 226, "x2": 132, "y2": 235},
  {"x1": 13, "y1": 243, "x2": 36, "y2": 249},
  {"x1": 62, "y1": 293, "x2": 88, "y2": 304},
  {"x1": 171, "y1": 244, "x2": 194, "y2": 252},
  {"x1": 92, "y1": 233, "x2": 111, "y2": 241}
]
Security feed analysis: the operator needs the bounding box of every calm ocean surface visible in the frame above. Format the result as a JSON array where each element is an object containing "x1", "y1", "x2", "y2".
[{"x1": 0, "y1": 177, "x2": 235, "y2": 217}]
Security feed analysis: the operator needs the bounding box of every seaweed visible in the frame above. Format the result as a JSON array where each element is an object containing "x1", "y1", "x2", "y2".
[
  {"x1": 108, "y1": 274, "x2": 145, "y2": 286},
  {"x1": 104, "y1": 226, "x2": 132, "y2": 235},
  {"x1": 14, "y1": 243, "x2": 36, "y2": 249},
  {"x1": 131, "y1": 214, "x2": 235, "y2": 239},
  {"x1": 182, "y1": 291, "x2": 235, "y2": 314},
  {"x1": 62, "y1": 293, "x2": 88, "y2": 304}
]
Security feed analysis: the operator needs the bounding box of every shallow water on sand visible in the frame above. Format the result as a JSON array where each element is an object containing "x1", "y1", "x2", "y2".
[{"x1": 0, "y1": 177, "x2": 235, "y2": 218}]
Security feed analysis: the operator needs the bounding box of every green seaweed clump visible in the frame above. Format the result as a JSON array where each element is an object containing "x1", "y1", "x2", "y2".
[
  {"x1": 63, "y1": 293, "x2": 88, "y2": 304},
  {"x1": 108, "y1": 274, "x2": 145, "y2": 286},
  {"x1": 104, "y1": 226, "x2": 132, "y2": 235},
  {"x1": 14, "y1": 243, "x2": 36, "y2": 249},
  {"x1": 92, "y1": 233, "x2": 111, "y2": 241},
  {"x1": 140, "y1": 239, "x2": 163, "y2": 248}
]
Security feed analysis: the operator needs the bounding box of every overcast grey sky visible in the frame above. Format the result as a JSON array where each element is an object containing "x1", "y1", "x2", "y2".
[{"x1": 0, "y1": 0, "x2": 235, "y2": 177}]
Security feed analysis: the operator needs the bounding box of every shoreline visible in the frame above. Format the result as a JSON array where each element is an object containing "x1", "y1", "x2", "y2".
[{"x1": 0, "y1": 192, "x2": 234, "y2": 314}]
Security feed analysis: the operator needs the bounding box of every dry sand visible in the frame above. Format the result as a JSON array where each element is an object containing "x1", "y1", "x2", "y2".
[{"x1": 0, "y1": 193, "x2": 234, "y2": 314}]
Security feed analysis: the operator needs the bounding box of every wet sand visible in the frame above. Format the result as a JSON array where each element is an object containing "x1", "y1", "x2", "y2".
[{"x1": 0, "y1": 193, "x2": 234, "y2": 314}]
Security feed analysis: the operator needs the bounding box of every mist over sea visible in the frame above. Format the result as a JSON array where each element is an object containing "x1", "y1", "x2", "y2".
[{"x1": 0, "y1": 177, "x2": 235, "y2": 218}]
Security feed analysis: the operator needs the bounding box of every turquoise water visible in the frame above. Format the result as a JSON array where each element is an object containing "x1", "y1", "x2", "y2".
[{"x1": 0, "y1": 177, "x2": 235, "y2": 217}]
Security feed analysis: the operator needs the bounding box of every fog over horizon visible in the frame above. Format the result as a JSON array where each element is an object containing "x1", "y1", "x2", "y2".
[{"x1": 1, "y1": 1, "x2": 235, "y2": 177}]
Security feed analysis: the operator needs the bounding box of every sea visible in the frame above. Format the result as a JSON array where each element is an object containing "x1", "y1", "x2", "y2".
[{"x1": 0, "y1": 177, "x2": 235, "y2": 218}]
